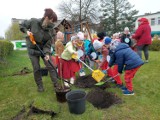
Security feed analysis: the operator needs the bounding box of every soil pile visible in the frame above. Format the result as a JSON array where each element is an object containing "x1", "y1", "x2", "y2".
[
  {"x1": 75, "y1": 74, "x2": 110, "y2": 89},
  {"x1": 12, "y1": 67, "x2": 32, "y2": 76},
  {"x1": 75, "y1": 74, "x2": 97, "y2": 88},
  {"x1": 86, "y1": 88, "x2": 123, "y2": 109},
  {"x1": 11, "y1": 102, "x2": 57, "y2": 120}
]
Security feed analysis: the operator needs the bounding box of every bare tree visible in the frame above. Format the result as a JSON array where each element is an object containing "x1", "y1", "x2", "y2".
[{"x1": 58, "y1": 0, "x2": 100, "y2": 24}]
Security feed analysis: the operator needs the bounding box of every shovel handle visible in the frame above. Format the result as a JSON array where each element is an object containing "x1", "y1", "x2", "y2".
[
  {"x1": 106, "y1": 73, "x2": 120, "y2": 82},
  {"x1": 29, "y1": 33, "x2": 36, "y2": 45},
  {"x1": 28, "y1": 33, "x2": 58, "y2": 77},
  {"x1": 78, "y1": 59, "x2": 93, "y2": 72},
  {"x1": 72, "y1": 54, "x2": 93, "y2": 71},
  {"x1": 95, "y1": 73, "x2": 120, "y2": 86}
]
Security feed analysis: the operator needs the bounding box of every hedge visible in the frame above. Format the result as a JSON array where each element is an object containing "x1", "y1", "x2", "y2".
[
  {"x1": 149, "y1": 40, "x2": 160, "y2": 51},
  {"x1": 0, "y1": 40, "x2": 14, "y2": 60}
]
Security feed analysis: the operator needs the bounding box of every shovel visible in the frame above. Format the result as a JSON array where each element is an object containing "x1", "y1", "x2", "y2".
[
  {"x1": 72, "y1": 54, "x2": 105, "y2": 82},
  {"x1": 29, "y1": 33, "x2": 77, "y2": 89},
  {"x1": 95, "y1": 73, "x2": 120, "y2": 86},
  {"x1": 28, "y1": 33, "x2": 58, "y2": 77}
]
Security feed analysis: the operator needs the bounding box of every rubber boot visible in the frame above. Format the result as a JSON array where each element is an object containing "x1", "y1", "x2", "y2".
[{"x1": 37, "y1": 82, "x2": 44, "y2": 92}]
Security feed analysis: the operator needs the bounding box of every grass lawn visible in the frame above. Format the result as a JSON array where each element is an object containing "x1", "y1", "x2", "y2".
[{"x1": 0, "y1": 50, "x2": 160, "y2": 120}]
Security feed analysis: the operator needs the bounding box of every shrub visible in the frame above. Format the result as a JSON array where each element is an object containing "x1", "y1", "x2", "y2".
[
  {"x1": 149, "y1": 40, "x2": 160, "y2": 51},
  {"x1": 0, "y1": 40, "x2": 14, "y2": 60}
]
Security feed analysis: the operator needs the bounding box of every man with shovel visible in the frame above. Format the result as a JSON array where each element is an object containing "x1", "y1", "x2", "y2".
[{"x1": 19, "y1": 8, "x2": 58, "y2": 92}]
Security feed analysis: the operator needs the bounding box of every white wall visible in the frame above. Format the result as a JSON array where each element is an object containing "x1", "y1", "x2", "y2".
[{"x1": 135, "y1": 12, "x2": 160, "y2": 31}]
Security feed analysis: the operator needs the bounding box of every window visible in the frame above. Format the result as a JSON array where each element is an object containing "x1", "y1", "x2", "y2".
[
  {"x1": 158, "y1": 17, "x2": 160, "y2": 25},
  {"x1": 151, "y1": 18, "x2": 155, "y2": 26}
]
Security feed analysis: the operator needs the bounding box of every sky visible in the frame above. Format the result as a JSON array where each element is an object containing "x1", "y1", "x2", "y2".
[{"x1": 0, "y1": 0, "x2": 159, "y2": 38}]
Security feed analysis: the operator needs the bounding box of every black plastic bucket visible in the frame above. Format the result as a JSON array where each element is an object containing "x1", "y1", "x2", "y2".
[
  {"x1": 66, "y1": 90, "x2": 86, "y2": 114},
  {"x1": 40, "y1": 68, "x2": 48, "y2": 76}
]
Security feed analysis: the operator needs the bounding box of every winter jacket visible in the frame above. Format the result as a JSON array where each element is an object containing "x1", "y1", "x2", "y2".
[
  {"x1": 121, "y1": 33, "x2": 132, "y2": 47},
  {"x1": 19, "y1": 18, "x2": 56, "y2": 56},
  {"x1": 99, "y1": 45, "x2": 109, "y2": 67},
  {"x1": 83, "y1": 39, "x2": 91, "y2": 55},
  {"x1": 109, "y1": 43, "x2": 144, "y2": 73},
  {"x1": 61, "y1": 41, "x2": 77, "y2": 60},
  {"x1": 132, "y1": 21, "x2": 152, "y2": 46},
  {"x1": 86, "y1": 43, "x2": 98, "y2": 60}
]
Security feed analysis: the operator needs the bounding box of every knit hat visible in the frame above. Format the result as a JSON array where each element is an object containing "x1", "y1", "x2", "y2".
[
  {"x1": 104, "y1": 37, "x2": 112, "y2": 44},
  {"x1": 93, "y1": 40, "x2": 103, "y2": 50},
  {"x1": 71, "y1": 35, "x2": 79, "y2": 41},
  {"x1": 124, "y1": 27, "x2": 129, "y2": 32},
  {"x1": 43, "y1": 8, "x2": 57, "y2": 22},
  {"x1": 77, "y1": 32, "x2": 84, "y2": 40},
  {"x1": 110, "y1": 40, "x2": 120, "y2": 52}
]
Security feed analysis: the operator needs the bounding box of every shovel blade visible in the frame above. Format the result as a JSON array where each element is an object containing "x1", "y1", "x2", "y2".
[
  {"x1": 92, "y1": 70, "x2": 105, "y2": 82},
  {"x1": 95, "y1": 81, "x2": 105, "y2": 86}
]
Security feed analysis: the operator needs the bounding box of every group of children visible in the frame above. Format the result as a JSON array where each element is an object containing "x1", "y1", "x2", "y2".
[{"x1": 54, "y1": 28, "x2": 144, "y2": 95}]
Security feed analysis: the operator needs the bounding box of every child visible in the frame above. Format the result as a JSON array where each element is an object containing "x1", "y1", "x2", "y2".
[
  {"x1": 99, "y1": 37, "x2": 113, "y2": 77},
  {"x1": 92, "y1": 34, "x2": 98, "y2": 43},
  {"x1": 109, "y1": 43, "x2": 144, "y2": 95},
  {"x1": 114, "y1": 33, "x2": 121, "y2": 42},
  {"x1": 54, "y1": 28, "x2": 65, "y2": 67},
  {"x1": 86, "y1": 40, "x2": 100, "y2": 69},
  {"x1": 83, "y1": 32, "x2": 91, "y2": 66},
  {"x1": 121, "y1": 27, "x2": 132, "y2": 47},
  {"x1": 83, "y1": 32, "x2": 91, "y2": 55},
  {"x1": 97, "y1": 32, "x2": 107, "y2": 42},
  {"x1": 92, "y1": 40, "x2": 103, "y2": 67},
  {"x1": 109, "y1": 38, "x2": 123, "y2": 85},
  {"x1": 58, "y1": 35, "x2": 83, "y2": 87},
  {"x1": 77, "y1": 32, "x2": 86, "y2": 76}
]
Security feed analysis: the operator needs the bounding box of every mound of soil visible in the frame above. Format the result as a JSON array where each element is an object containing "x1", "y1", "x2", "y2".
[
  {"x1": 75, "y1": 74, "x2": 96, "y2": 88},
  {"x1": 12, "y1": 67, "x2": 32, "y2": 76},
  {"x1": 86, "y1": 88, "x2": 123, "y2": 109},
  {"x1": 75, "y1": 74, "x2": 110, "y2": 89}
]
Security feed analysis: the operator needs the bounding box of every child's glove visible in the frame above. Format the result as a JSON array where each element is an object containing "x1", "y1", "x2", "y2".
[
  {"x1": 72, "y1": 53, "x2": 78, "y2": 60},
  {"x1": 102, "y1": 70, "x2": 107, "y2": 74}
]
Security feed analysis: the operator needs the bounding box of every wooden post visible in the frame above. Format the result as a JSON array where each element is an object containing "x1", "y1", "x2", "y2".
[{"x1": 86, "y1": 22, "x2": 92, "y2": 40}]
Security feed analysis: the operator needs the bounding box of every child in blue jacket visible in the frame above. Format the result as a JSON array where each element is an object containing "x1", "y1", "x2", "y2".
[{"x1": 109, "y1": 43, "x2": 144, "y2": 95}]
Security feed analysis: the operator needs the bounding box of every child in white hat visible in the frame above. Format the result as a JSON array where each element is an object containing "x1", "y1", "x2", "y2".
[{"x1": 58, "y1": 35, "x2": 82, "y2": 86}]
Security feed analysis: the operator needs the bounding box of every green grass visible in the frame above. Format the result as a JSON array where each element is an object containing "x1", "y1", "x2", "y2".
[{"x1": 0, "y1": 50, "x2": 160, "y2": 120}]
